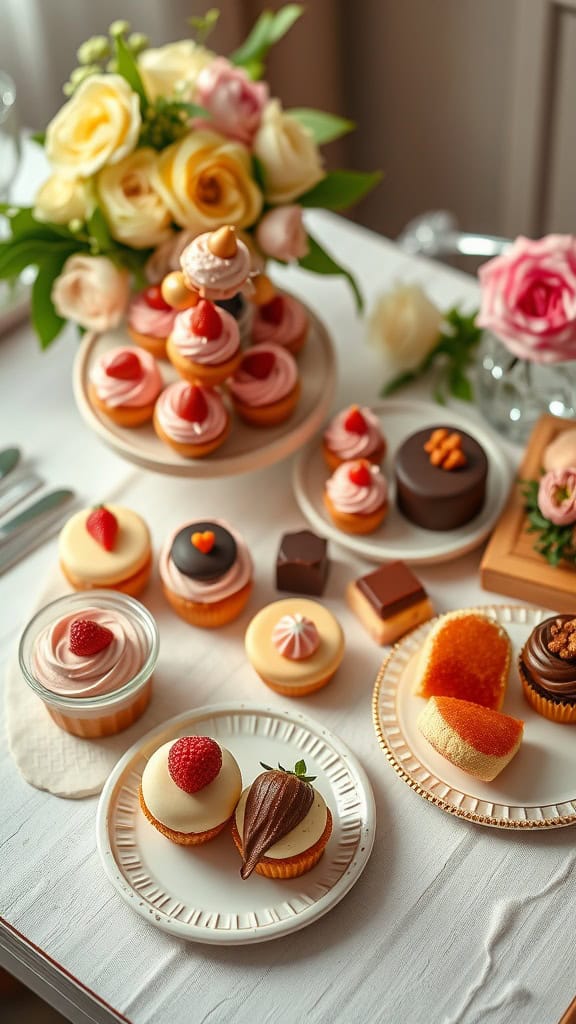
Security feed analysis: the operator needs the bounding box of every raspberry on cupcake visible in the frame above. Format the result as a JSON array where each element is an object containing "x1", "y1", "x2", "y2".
[
  {"x1": 323, "y1": 459, "x2": 388, "y2": 534},
  {"x1": 322, "y1": 404, "x2": 386, "y2": 470},
  {"x1": 127, "y1": 285, "x2": 178, "y2": 360},
  {"x1": 166, "y1": 298, "x2": 242, "y2": 386},
  {"x1": 232, "y1": 760, "x2": 332, "y2": 879},
  {"x1": 140, "y1": 735, "x2": 242, "y2": 845},
  {"x1": 153, "y1": 381, "x2": 230, "y2": 458},
  {"x1": 227, "y1": 344, "x2": 300, "y2": 426},
  {"x1": 88, "y1": 346, "x2": 163, "y2": 427}
]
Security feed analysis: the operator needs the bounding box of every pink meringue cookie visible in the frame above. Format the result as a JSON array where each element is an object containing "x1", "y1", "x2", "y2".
[
  {"x1": 180, "y1": 231, "x2": 251, "y2": 300},
  {"x1": 272, "y1": 613, "x2": 320, "y2": 660}
]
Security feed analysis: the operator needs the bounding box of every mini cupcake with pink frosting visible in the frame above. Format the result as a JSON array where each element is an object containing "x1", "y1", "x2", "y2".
[
  {"x1": 127, "y1": 285, "x2": 178, "y2": 360},
  {"x1": 160, "y1": 519, "x2": 253, "y2": 627},
  {"x1": 166, "y1": 299, "x2": 242, "y2": 386},
  {"x1": 180, "y1": 226, "x2": 252, "y2": 301},
  {"x1": 89, "y1": 346, "x2": 163, "y2": 427},
  {"x1": 227, "y1": 344, "x2": 300, "y2": 426},
  {"x1": 154, "y1": 381, "x2": 230, "y2": 458},
  {"x1": 324, "y1": 459, "x2": 389, "y2": 535},
  {"x1": 251, "y1": 292, "x2": 309, "y2": 355},
  {"x1": 322, "y1": 405, "x2": 387, "y2": 470}
]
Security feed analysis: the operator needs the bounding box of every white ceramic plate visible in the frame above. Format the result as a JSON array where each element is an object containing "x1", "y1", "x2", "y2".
[
  {"x1": 373, "y1": 605, "x2": 576, "y2": 829},
  {"x1": 292, "y1": 398, "x2": 511, "y2": 565},
  {"x1": 96, "y1": 703, "x2": 376, "y2": 944},
  {"x1": 73, "y1": 300, "x2": 335, "y2": 478}
]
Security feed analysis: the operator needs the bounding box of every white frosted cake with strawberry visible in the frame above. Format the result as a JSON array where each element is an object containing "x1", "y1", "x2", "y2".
[
  {"x1": 59, "y1": 504, "x2": 152, "y2": 597},
  {"x1": 140, "y1": 735, "x2": 242, "y2": 845}
]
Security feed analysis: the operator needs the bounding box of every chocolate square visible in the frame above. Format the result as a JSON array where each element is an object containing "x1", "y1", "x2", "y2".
[
  {"x1": 356, "y1": 561, "x2": 427, "y2": 619},
  {"x1": 276, "y1": 529, "x2": 329, "y2": 596}
]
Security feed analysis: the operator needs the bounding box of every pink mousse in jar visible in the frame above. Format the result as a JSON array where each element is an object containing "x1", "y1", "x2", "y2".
[{"x1": 19, "y1": 591, "x2": 159, "y2": 738}]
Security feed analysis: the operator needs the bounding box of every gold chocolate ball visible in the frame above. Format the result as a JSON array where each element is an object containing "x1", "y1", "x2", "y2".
[{"x1": 161, "y1": 272, "x2": 198, "y2": 310}]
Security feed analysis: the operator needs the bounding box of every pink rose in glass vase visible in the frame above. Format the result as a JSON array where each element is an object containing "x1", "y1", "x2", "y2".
[
  {"x1": 195, "y1": 58, "x2": 268, "y2": 146},
  {"x1": 537, "y1": 468, "x2": 576, "y2": 526},
  {"x1": 477, "y1": 235, "x2": 576, "y2": 363}
]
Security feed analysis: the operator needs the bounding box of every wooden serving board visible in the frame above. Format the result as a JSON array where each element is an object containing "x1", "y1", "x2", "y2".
[{"x1": 481, "y1": 414, "x2": 576, "y2": 611}]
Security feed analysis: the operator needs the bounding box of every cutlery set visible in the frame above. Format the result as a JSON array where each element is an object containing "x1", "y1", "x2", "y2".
[{"x1": 0, "y1": 448, "x2": 75, "y2": 574}]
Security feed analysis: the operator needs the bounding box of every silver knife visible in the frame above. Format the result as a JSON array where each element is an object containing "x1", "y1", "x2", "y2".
[
  {"x1": 0, "y1": 490, "x2": 75, "y2": 575},
  {"x1": 0, "y1": 471, "x2": 43, "y2": 518},
  {"x1": 0, "y1": 447, "x2": 20, "y2": 481}
]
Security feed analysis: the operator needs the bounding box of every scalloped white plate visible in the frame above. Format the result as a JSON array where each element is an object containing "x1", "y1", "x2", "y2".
[
  {"x1": 373, "y1": 605, "x2": 576, "y2": 829},
  {"x1": 96, "y1": 703, "x2": 376, "y2": 944},
  {"x1": 292, "y1": 398, "x2": 511, "y2": 564},
  {"x1": 73, "y1": 300, "x2": 335, "y2": 479}
]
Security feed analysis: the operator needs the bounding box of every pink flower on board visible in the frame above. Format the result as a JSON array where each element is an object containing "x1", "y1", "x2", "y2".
[{"x1": 538, "y1": 467, "x2": 576, "y2": 526}]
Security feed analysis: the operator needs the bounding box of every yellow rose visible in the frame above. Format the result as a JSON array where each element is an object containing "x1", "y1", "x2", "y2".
[
  {"x1": 33, "y1": 174, "x2": 90, "y2": 224},
  {"x1": 45, "y1": 74, "x2": 141, "y2": 179},
  {"x1": 369, "y1": 284, "x2": 443, "y2": 371},
  {"x1": 153, "y1": 130, "x2": 262, "y2": 233},
  {"x1": 138, "y1": 41, "x2": 214, "y2": 101},
  {"x1": 97, "y1": 148, "x2": 172, "y2": 249},
  {"x1": 253, "y1": 100, "x2": 324, "y2": 204}
]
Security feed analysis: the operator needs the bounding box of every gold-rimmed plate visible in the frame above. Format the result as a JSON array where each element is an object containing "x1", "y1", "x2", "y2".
[{"x1": 372, "y1": 605, "x2": 576, "y2": 829}]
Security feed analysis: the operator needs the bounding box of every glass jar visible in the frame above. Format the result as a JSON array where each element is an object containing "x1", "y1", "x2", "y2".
[
  {"x1": 19, "y1": 590, "x2": 159, "y2": 738},
  {"x1": 475, "y1": 331, "x2": 576, "y2": 444}
]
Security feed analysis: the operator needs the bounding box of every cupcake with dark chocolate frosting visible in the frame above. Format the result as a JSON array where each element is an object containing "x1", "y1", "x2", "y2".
[
  {"x1": 519, "y1": 615, "x2": 576, "y2": 723},
  {"x1": 231, "y1": 760, "x2": 332, "y2": 879}
]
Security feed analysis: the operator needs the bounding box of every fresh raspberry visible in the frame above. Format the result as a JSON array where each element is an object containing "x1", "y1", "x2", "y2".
[
  {"x1": 168, "y1": 736, "x2": 222, "y2": 794},
  {"x1": 86, "y1": 506, "x2": 118, "y2": 551},
  {"x1": 105, "y1": 351, "x2": 143, "y2": 380},
  {"x1": 349, "y1": 461, "x2": 373, "y2": 487},
  {"x1": 176, "y1": 385, "x2": 208, "y2": 424},
  {"x1": 242, "y1": 350, "x2": 276, "y2": 379},
  {"x1": 259, "y1": 295, "x2": 284, "y2": 325},
  {"x1": 191, "y1": 300, "x2": 222, "y2": 340},
  {"x1": 343, "y1": 406, "x2": 367, "y2": 435},
  {"x1": 69, "y1": 619, "x2": 114, "y2": 657},
  {"x1": 143, "y1": 284, "x2": 172, "y2": 311}
]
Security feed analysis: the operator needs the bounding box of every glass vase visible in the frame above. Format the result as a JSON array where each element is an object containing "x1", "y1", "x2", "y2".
[{"x1": 474, "y1": 331, "x2": 576, "y2": 444}]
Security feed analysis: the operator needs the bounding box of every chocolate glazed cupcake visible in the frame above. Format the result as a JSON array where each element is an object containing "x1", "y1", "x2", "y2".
[{"x1": 519, "y1": 615, "x2": 576, "y2": 723}]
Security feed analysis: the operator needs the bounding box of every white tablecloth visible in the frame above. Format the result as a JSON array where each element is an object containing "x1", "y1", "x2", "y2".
[{"x1": 1, "y1": 210, "x2": 574, "y2": 1024}]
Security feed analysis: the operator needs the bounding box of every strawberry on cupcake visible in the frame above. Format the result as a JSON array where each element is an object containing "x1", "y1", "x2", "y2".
[
  {"x1": 127, "y1": 284, "x2": 178, "y2": 360},
  {"x1": 59, "y1": 504, "x2": 152, "y2": 596},
  {"x1": 153, "y1": 381, "x2": 230, "y2": 458},
  {"x1": 323, "y1": 459, "x2": 389, "y2": 535},
  {"x1": 88, "y1": 345, "x2": 163, "y2": 427},
  {"x1": 140, "y1": 735, "x2": 242, "y2": 845},
  {"x1": 226, "y1": 344, "x2": 300, "y2": 426},
  {"x1": 166, "y1": 298, "x2": 242, "y2": 386},
  {"x1": 322, "y1": 404, "x2": 387, "y2": 470}
]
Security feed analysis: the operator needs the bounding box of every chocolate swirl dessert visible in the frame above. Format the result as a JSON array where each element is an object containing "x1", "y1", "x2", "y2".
[{"x1": 519, "y1": 615, "x2": 576, "y2": 723}]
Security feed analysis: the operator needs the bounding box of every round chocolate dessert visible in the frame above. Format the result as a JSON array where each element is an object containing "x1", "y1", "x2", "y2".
[
  {"x1": 394, "y1": 426, "x2": 488, "y2": 531},
  {"x1": 519, "y1": 615, "x2": 576, "y2": 721}
]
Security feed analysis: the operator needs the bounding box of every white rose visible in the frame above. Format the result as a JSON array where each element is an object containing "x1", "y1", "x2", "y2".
[
  {"x1": 52, "y1": 255, "x2": 130, "y2": 332},
  {"x1": 368, "y1": 284, "x2": 443, "y2": 370},
  {"x1": 46, "y1": 74, "x2": 141, "y2": 179},
  {"x1": 253, "y1": 100, "x2": 324, "y2": 204},
  {"x1": 97, "y1": 147, "x2": 172, "y2": 249},
  {"x1": 138, "y1": 41, "x2": 214, "y2": 101},
  {"x1": 33, "y1": 174, "x2": 90, "y2": 224}
]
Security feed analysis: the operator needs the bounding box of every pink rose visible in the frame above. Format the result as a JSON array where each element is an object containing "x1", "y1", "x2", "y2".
[
  {"x1": 255, "y1": 205, "x2": 309, "y2": 262},
  {"x1": 537, "y1": 467, "x2": 576, "y2": 525},
  {"x1": 52, "y1": 255, "x2": 130, "y2": 332},
  {"x1": 195, "y1": 58, "x2": 268, "y2": 145},
  {"x1": 477, "y1": 235, "x2": 576, "y2": 363}
]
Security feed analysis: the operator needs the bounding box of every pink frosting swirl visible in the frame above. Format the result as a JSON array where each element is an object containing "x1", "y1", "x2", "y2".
[
  {"x1": 155, "y1": 381, "x2": 228, "y2": 444},
  {"x1": 272, "y1": 614, "x2": 320, "y2": 660},
  {"x1": 90, "y1": 346, "x2": 163, "y2": 408},
  {"x1": 128, "y1": 293, "x2": 177, "y2": 339},
  {"x1": 252, "y1": 294, "x2": 308, "y2": 348},
  {"x1": 32, "y1": 608, "x2": 148, "y2": 698},
  {"x1": 227, "y1": 344, "x2": 298, "y2": 406},
  {"x1": 159, "y1": 519, "x2": 252, "y2": 603},
  {"x1": 324, "y1": 406, "x2": 384, "y2": 461},
  {"x1": 180, "y1": 232, "x2": 251, "y2": 300},
  {"x1": 325, "y1": 461, "x2": 388, "y2": 514},
  {"x1": 170, "y1": 306, "x2": 240, "y2": 365}
]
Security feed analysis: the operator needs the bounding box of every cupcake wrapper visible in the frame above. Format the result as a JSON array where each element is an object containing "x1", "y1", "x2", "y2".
[
  {"x1": 139, "y1": 788, "x2": 231, "y2": 845},
  {"x1": 162, "y1": 580, "x2": 253, "y2": 628},
  {"x1": 519, "y1": 662, "x2": 576, "y2": 723},
  {"x1": 232, "y1": 809, "x2": 333, "y2": 878}
]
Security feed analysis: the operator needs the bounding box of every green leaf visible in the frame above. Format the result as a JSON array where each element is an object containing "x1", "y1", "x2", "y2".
[
  {"x1": 0, "y1": 239, "x2": 77, "y2": 278},
  {"x1": 298, "y1": 170, "x2": 382, "y2": 210},
  {"x1": 31, "y1": 257, "x2": 67, "y2": 349},
  {"x1": 0, "y1": 205, "x2": 80, "y2": 242},
  {"x1": 188, "y1": 8, "x2": 220, "y2": 45},
  {"x1": 115, "y1": 33, "x2": 148, "y2": 112},
  {"x1": 87, "y1": 207, "x2": 113, "y2": 252},
  {"x1": 298, "y1": 232, "x2": 363, "y2": 311},
  {"x1": 289, "y1": 108, "x2": 355, "y2": 144},
  {"x1": 381, "y1": 369, "x2": 418, "y2": 397},
  {"x1": 251, "y1": 155, "x2": 266, "y2": 192},
  {"x1": 230, "y1": 4, "x2": 304, "y2": 76},
  {"x1": 294, "y1": 760, "x2": 306, "y2": 776},
  {"x1": 448, "y1": 367, "x2": 474, "y2": 402},
  {"x1": 30, "y1": 131, "x2": 46, "y2": 146}
]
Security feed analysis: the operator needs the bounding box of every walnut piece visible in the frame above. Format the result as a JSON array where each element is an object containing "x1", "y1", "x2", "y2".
[{"x1": 548, "y1": 618, "x2": 576, "y2": 659}]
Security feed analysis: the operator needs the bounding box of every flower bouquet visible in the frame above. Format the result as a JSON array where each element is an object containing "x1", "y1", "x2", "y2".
[{"x1": 0, "y1": 6, "x2": 380, "y2": 348}]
